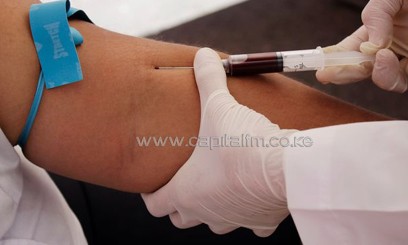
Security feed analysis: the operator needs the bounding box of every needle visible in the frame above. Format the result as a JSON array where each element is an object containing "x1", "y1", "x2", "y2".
[{"x1": 155, "y1": 66, "x2": 193, "y2": 70}]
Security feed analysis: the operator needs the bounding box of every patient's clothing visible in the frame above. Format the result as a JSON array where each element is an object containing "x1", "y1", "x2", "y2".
[{"x1": 0, "y1": 129, "x2": 87, "y2": 245}]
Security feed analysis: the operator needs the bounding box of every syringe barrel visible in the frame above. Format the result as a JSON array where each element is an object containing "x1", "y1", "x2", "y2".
[
  {"x1": 223, "y1": 48, "x2": 325, "y2": 75},
  {"x1": 280, "y1": 48, "x2": 324, "y2": 72},
  {"x1": 223, "y1": 52, "x2": 284, "y2": 75}
]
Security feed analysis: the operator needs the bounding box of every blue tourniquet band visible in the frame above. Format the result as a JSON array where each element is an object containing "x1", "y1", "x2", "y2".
[
  {"x1": 17, "y1": 0, "x2": 92, "y2": 147},
  {"x1": 17, "y1": 72, "x2": 46, "y2": 146}
]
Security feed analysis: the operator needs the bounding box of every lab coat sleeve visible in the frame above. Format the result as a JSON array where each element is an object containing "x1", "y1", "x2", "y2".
[
  {"x1": 0, "y1": 130, "x2": 87, "y2": 245},
  {"x1": 283, "y1": 120, "x2": 408, "y2": 245},
  {"x1": 0, "y1": 131, "x2": 23, "y2": 239}
]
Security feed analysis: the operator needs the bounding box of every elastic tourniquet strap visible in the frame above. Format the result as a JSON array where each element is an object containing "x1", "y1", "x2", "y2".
[{"x1": 17, "y1": 0, "x2": 92, "y2": 147}]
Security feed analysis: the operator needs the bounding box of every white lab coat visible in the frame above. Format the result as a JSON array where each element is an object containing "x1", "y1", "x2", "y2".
[
  {"x1": 284, "y1": 120, "x2": 408, "y2": 245},
  {"x1": 0, "y1": 130, "x2": 87, "y2": 245}
]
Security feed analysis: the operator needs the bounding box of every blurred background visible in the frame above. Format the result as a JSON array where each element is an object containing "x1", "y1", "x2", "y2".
[
  {"x1": 45, "y1": 0, "x2": 407, "y2": 244},
  {"x1": 67, "y1": 0, "x2": 248, "y2": 37}
]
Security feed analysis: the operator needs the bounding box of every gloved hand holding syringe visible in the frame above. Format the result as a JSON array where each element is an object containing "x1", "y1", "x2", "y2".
[{"x1": 156, "y1": 46, "x2": 374, "y2": 75}]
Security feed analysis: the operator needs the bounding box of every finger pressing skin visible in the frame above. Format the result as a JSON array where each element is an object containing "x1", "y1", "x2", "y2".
[{"x1": 194, "y1": 47, "x2": 229, "y2": 105}]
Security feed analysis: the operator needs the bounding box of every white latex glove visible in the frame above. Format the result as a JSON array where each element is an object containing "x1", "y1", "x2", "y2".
[
  {"x1": 316, "y1": 0, "x2": 408, "y2": 93},
  {"x1": 142, "y1": 48, "x2": 298, "y2": 237}
]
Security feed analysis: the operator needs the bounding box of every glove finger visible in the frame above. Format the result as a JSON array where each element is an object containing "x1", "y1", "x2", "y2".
[
  {"x1": 194, "y1": 47, "x2": 229, "y2": 107},
  {"x1": 169, "y1": 212, "x2": 202, "y2": 229},
  {"x1": 253, "y1": 228, "x2": 275, "y2": 238},
  {"x1": 315, "y1": 62, "x2": 373, "y2": 84},
  {"x1": 316, "y1": 27, "x2": 371, "y2": 84},
  {"x1": 320, "y1": 27, "x2": 367, "y2": 55},
  {"x1": 372, "y1": 49, "x2": 408, "y2": 93},
  {"x1": 208, "y1": 224, "x2": 238, "y2": 235},
  {"x1": 335, "y1": 26, "x2": 368, "y2": 51},
  {"x1": 141, "y1": 185, "x2": 176, "y2": 217},
  {"x1": 361, "y1": 0, "x2": 402, "y2": 49}
]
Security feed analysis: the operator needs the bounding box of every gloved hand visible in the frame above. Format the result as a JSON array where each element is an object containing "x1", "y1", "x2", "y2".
[
  {"x1": 142, "y1": 48, "x2": 298, "y2": 237},
  {"x1": 316, "y1": 0, "x2": 408, "y2": 93}
]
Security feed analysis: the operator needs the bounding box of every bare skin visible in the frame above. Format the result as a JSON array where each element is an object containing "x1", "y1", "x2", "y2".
[{"x1": 0, "y1": 0, "x2": 388, "y2": 193}]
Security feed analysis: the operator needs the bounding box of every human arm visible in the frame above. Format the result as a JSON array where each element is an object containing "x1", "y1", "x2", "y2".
[
  {"x1": 316, "y1": 0, "x2": 408, "y2": 93},
  {"x1": 0, "y1": 0, "x2": 388, "y2": 193}
]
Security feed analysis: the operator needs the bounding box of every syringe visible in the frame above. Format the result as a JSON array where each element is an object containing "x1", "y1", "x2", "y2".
[{"x1": 156, "y1": 47, "x2": 375, "y2": 76}]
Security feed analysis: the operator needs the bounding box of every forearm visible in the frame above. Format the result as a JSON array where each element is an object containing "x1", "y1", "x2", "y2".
[{"x1": 0, "y1": 0, "x2": 388, "y2": 193}]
